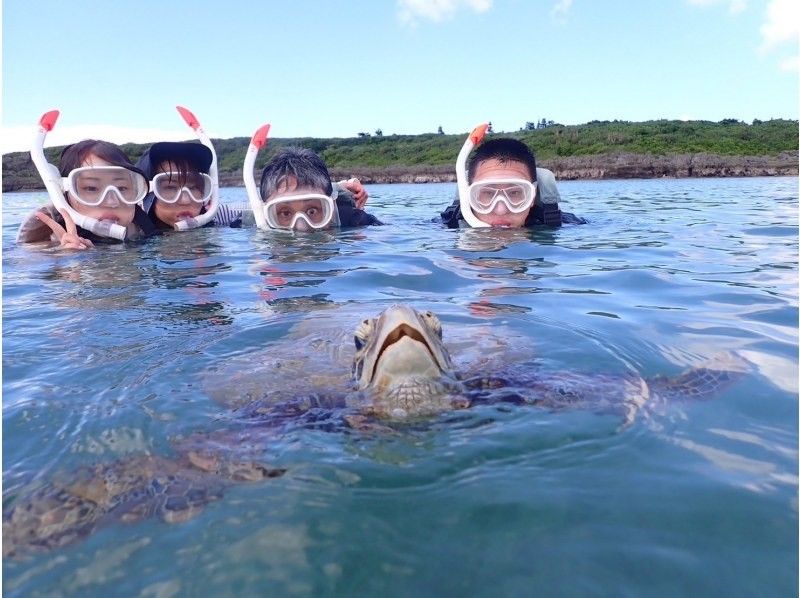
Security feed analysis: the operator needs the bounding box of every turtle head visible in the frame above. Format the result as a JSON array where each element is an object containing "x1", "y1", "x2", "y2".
[{"x1": 352, "y1": 305, "x2": 455, "y2": 394}]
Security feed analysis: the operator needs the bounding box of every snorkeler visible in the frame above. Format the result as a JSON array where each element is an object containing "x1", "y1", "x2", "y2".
[
  {"x1": 136, "y1": 140, "x2": 242, "y2": 229},
  {"x1": 440, "y1": 124, "x2": 586, "y2": 228},
  {"x1": 136, "y1": 107, "x2": 243, "y2": 230},
  {"x1": 17, "y1": 110, "x2": 156, "y2": 248},
  {"x1": 243, "y1": 124, "x2": 381, "y2": 231}
]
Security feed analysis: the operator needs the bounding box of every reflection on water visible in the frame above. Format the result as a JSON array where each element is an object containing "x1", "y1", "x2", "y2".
[{"x1": 2, "y1": 177, "x2": 797, "y2": 596}]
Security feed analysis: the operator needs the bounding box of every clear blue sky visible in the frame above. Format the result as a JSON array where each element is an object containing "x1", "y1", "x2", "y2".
[{"x1": 2, "y1": 0, "x2": 797, "y2": 153}]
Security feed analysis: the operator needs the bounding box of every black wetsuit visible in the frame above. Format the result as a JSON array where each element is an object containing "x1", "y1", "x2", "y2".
[
  {"x1": 439, "y1": 198, "x2": 586, "y2": 229},
  {"x1": 336, "y1": 191, "x2": 383, "y2": 227}
]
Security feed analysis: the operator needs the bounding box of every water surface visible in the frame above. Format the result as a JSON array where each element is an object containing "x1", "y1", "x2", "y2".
[{"x1": 3, "y1": 177, "x2": 798, "y2": 596}]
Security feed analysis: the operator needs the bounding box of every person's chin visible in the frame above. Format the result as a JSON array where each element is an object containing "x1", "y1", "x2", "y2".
[{"x1": 485, "y1": 220, "x2": 520, "y2": 228}]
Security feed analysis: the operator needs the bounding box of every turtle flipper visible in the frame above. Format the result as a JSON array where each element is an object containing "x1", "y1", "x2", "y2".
[
  {"x1": 3, "y1": 485, "x2": 103, "y2": 558},
  {"x1": 185, "y1": 450, "x2": 286, "y2": 482},
  {"x1": 647, "y1": 352, "x2": 751, "y2": 402}
]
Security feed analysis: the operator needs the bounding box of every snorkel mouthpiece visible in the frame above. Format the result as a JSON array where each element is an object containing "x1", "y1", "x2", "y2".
[
  {"x1": 457, "y1": 123, "x2": 491, "y2": 228},
  {"x1": 244, "y1": 123, "x2": 272, "y2": 230},
  {"x1": 174, "y1": 106, "x2": 219, "y2": 230},
  {"x1": 30, "y1": 109, "x2": 127, "y2": 240}
]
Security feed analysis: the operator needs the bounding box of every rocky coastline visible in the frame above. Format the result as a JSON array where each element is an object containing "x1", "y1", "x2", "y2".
[
  {"x1": 4, "y1": 152, "x2": 797, "y2": 192},
  {"x1": 326, "y1": 151, "x2": 798, "y2": 184}
]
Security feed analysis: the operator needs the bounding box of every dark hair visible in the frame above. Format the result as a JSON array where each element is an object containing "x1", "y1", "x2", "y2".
[
  {"x1": 58, "y1": 139, "x2": 143, "y2": 177},
  {"x1": 153, "y1": 159, "x2": 199, "y2": 187},
  {"x1": 467, "y1": 138, "x2": 537, "y2": 184},
  {"x1": 259, "y1": 147, "x2": 333, "y2": 201}
]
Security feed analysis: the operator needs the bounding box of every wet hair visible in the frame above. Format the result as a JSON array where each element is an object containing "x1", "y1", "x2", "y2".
[
  {"x1": 467, "y1": 138, "x2": 537, "y2": 184},
  {"x1": 58, "y1": 139, "x2": 144, "y2": 177},
  {"x1": 259, "y1": 147, "x2": 333, "y2": 201}
]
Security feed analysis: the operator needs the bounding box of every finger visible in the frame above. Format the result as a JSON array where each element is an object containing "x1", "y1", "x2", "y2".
[
  {"x1": 35, "y1": 211, "x2": 67, "y2": 239},
  {"x1": 59, "y1": 209, "x2": 79, "y2": 236},
  {"x1": 61, "y1": 234, "x2": 91, "y2": 250}
]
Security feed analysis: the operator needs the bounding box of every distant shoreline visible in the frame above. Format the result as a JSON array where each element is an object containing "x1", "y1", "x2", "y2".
[
  {"x1": 4, "y1": 152, "x2": 797, "y2": 192},
  {"x1": 4, "y1": 118, "x2": 796, "y2": 191},
  {"x1": 323, "y1": 151, "x2": 799, "y2": 184}
]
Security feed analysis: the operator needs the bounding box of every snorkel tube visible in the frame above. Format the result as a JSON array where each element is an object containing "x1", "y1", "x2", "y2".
[
  {"x1": 30, "y1": 110, "x2": 128, "y2": 240},
  {"x1": 175, "y1": 106, "x2": 219, "y2": 230},
  {"x1": 243, "y1": 123, "x2": 272, "y2": 230},
  {"x1": 456, "y1": 123, "x2": 490, "y2": 228}
]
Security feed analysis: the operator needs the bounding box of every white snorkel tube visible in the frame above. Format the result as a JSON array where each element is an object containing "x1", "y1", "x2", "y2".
[
  {"x1": 30, "y1": 110, "x2": 128, "y2": 240},
  {"x1": 456, "y1": 122, "x2": 491, "y2": 228},
  {"x1": 174, "y1": 106, "x2": 219, "y2": 230},
  {"x1": 243, "y1": 123, "x2": 272, "y2": 230}
]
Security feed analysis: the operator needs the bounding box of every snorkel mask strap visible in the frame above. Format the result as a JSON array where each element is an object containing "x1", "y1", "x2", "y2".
[
  {"x1": 30, "y1": 110, "x2": 127, "y2": 240},
  {"x1": 175, "y1": 106, "x2": 219, "y2": 230},
  {"x1": 243, "y1": 123, "x2": 271, "y2": 230},
  {"x1": 456, "y1": 123, "x2": 490, "y2": 228}
]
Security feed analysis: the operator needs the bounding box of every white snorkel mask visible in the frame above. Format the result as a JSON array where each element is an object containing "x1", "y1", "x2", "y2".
[
  {"x1": 263, "y1": 189, "x2": 340, "y2": 231},
  {"x1": 172, "y1": 105, "x2": 220, "y2": 230},
  {"x1": 30, "y1": 110, "x2": 139, "y2": 240},
  {"x1": 243, "y1": 123, "x2": 339, "y2": 232}
]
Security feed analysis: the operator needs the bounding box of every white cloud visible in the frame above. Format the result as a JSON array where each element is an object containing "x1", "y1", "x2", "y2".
[
  {"x1": 759, "y1": 0, "x2": 799, "y2": 50},
  {"x1": 686, "y1": 0, "x2": 747, "y2": 14},
  {"x1": 397, "y1": 0, "x2": 492, "y2": 24},
  {"x1": 779, "y1": 55, "x2": 800, "y2": 72},
  {"x1": 1, "y1": 124, "x2": 192, "y2": 155},
  {"x1": 550, "y1": 0, "x2": 573, "y2": 22}
]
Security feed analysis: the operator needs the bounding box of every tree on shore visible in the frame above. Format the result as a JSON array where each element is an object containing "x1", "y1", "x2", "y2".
[{"x1": 437, "y1": 126, "x2": 444, "y2": 135}]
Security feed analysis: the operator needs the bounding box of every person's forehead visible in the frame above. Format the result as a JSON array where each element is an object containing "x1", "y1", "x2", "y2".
[
  {"x1": 473, "y1": 158, "x2": 531, "y2": 181},
  {"x1": 157, "y1": 160, "x2": 181, "y2": 172},
  {"x1": 271, "y1": 184, "x2": 326, "y2": 198},
  {"x1": 81, "y1": 154, "x2": 114, "y2": 168}
]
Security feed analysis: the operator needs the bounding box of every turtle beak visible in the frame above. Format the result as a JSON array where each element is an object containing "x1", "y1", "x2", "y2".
[{"x1": 362, "y1": 305, "x2": 451, "y2": 388}]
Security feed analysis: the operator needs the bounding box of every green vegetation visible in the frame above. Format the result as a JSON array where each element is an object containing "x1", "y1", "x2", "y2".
[{"x1": 3, "y1": 119, "x2": 797, "y2": 191}]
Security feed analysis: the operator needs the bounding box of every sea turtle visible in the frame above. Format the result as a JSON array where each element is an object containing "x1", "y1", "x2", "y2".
[{"x1": 3, "y1": 304, "x2": 749, "y2": 558}]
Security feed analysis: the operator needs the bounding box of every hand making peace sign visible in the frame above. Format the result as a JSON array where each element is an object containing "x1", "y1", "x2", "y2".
[{"x1": 35, "y1": 209, "x2": 94, "y2": 250}]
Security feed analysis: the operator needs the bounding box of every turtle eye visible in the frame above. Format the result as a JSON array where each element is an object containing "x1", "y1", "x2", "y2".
[
  {"x1": 354, "y1": 318, "x2": 374, "y2": 349},
  {"x1": 420, "y1": 311, "x2": 443, "y2": 338}
]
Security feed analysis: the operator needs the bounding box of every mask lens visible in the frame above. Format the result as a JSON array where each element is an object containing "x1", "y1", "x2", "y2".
[
  {"x1": 468, "y1": 180, "x2": 535, "y2": 214},
  {"x1": 68, "y1": 167, "x2": 147, "y2": 206},
  {"x1": 153, "y1": 172, "x2": 212, "y2": 203},
  {"x1": 264, "y1": 194, "x2": 334, "y2": 230}
]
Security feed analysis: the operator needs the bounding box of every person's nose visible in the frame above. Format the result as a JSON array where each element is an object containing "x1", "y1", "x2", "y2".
[
  {"x1": 293, "y1": 218, "x2": 311, "y2": 232},
  {"x1": 492, "y1": 199, "x2": 510, "y2": 215},
  {"x1": 177, "y1": 189, "x2": 192, "y2": 205},
  {"x1": 100, "y1": 188, "x2": 121, "y2": 207}
]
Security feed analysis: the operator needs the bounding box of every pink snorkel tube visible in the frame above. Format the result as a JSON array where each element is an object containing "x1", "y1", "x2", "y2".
[
  {"x1": 174, "y1": 106, "x2": 220, "y2": 230},
  {"x1": 30, "y1": 110, "x2": 128, "y2": 240},
  {"x1": 242, "y1": 123, "x2": 272, "y2": 230},
  {"x1": 456, "y1": 123, "x2": 490, "y2": 228}
]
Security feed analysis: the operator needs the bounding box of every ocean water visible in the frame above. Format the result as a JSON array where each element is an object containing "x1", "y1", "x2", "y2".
[{"x1": 2, "y1": 177, "x2": 797, "y2": 596}]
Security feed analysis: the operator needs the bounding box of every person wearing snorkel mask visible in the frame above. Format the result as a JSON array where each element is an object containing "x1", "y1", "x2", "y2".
[
  {"x1": 254, "y1": 147, "x2": 382, "y2": 232},
  {"x1": 441, "y1": 135, "x2": 586, "y2": 229},
  {"x1": 16, "y1": 139, "x2": 157, "y2": 248},
  {"x1": 135, "y1": 141, "x2": 243, "y2": 230}
]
